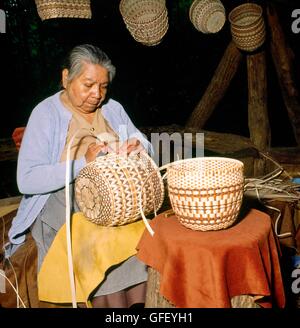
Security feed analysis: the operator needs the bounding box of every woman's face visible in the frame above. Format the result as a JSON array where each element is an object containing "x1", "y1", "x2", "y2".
[{"x1": 62, "y1": 61, "x2": 109, "y2": 114}]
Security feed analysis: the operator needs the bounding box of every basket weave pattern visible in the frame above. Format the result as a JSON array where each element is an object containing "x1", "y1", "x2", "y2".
[
  {"x1": 229, "y1": 3, "x2": 265, "y2": 52},
  {"x1": 189, "y1": 0, "x2": 226, "y2": 34},
  {"x1": 75, "y1": 152, "x2": 164, "y2": 226},
  {"x1": 167, "y1": 157, "x2": 244, "y2": 231},
  {"x1": 35, "y1": 0, "x2": 91, "y2": 21},
  {"x1": 119, "y1": 0, "x2": 168, "y2": 46}
]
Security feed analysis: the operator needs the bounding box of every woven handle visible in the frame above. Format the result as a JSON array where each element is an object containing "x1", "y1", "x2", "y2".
[
  {"x1": 139, "y1": 162, "x2": 170, "y2": 236},
  {"x1": 65, "y1": 128, "x2": 100, "y2": 307}
]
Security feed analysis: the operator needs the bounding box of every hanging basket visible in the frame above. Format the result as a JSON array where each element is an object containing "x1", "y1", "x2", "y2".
[
  {"x1": 228, "y1": 3, "x2": 266, "y2": 52},
  {"x1": 119, "y1": 0, "x2": 168, "y2": 46},
  {"x1": 167, "y1": 157, "x2": 244, "y2": 231},
  {"x1": 75, "y1": 152, "x2": 164, "y2": 226},
  {"x1": 35, "y1": 0, "x2": 92, "y2": 21},
  {"x1": 189, "y1": 0, "x2": 226, "y2": 34}
]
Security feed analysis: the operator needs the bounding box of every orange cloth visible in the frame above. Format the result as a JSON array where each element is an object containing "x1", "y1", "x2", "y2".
[
  {"x1": 12, "y1": 127, "x2": 26, "y2": 151},
  {"x1": 137, "y1": 209, "x2": 286, "y2": 308}
]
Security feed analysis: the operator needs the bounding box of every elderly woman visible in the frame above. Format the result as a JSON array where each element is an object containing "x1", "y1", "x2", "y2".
[{"x1": 7, "y1": 44, "x2": 151, "y2": 308}]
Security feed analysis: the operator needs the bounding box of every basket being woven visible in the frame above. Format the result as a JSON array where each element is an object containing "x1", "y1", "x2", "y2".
[
  {"x1": 167, "y1": 157, "x2": 244, "y2": 231},
  {"x1": 189, "y1": 0, "x2": 226, "y2": 34},
  {"x1": 119, "y1": 0, "x2": 168, "y2": 46},
  {"x1": 75, "y1": 152, "x2": 164, "y2": 226},
  {"x1": 228, "y1": 3, "x2": 265, "y2": 52},
  {"x1": 35, "y1": 0, "x2": 91, "y2": 21}
]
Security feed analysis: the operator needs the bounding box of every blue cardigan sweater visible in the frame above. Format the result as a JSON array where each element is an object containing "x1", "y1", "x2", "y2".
[{"x1": 6, "y1": 91, "x2": 151, "y2": 256}]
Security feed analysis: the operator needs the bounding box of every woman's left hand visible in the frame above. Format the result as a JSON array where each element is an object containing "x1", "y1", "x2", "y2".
[{"x1": 118, "y1": 138, "x2": 145, "y2": 155}]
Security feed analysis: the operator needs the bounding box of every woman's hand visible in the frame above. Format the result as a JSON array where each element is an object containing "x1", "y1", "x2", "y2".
[
  {"x1": 118, "y1": 138, "x2": 145, "y2": 155},
  {"x1": 85, "y1": 142, "x2": 109, "y2": 163}
]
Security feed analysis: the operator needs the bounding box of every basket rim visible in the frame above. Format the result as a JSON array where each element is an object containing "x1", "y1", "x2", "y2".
[
  {"x1": 168, "y1": 156, "x2": 244, "y2": 168},
  {"x1": 189, "y1": 0, "x2": 225, "y2": 21},
  {"x1": 228, "y1": 3, "x2": 263, "y2": 25},
  {"x1": 119, "y1": 0, "x2": 166, "y2": 25},
  {"x1": 124, "y1": 8, "x2": 168, "y2": 29},
  {"x1": 35, "y1": 0, "x2": 91, "y2": 20}
]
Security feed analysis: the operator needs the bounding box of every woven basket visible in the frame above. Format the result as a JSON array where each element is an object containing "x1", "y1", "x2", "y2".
[
  {"x1": 119, "y1": 0, "x2": 168, "y2": 46},
  {"x1": 167, "y1": 157, "x2": 244, "y2": 231},
  {"x1": 189, "y1": 0, "x2": 226, "y2": 34},
  {"x1": 35, "y1": 0, "x2": 91, "y2": 21},
  {"x1": 75, "y1": 152, "x2": 164, "y2": 226},
  {"x1": 228, "y1": 3, "x2": 265, "y2": 52}
]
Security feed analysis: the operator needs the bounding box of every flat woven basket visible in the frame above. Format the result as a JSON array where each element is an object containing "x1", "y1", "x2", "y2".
[
  {"x1": 167, "y1": 157, "x2": 244, "y2": 231},
  {"x1": 228, "y1": 3, "x2": 265, "y2": 52},
  {"x1": 119, "y1": 0, "x2": 168, "y2": 46},
  {"x1": 35, "y1": 0, "x2": 92, "y2": 21},
  {"x1": 189, "y1": 0, "x2": 226, "y2": 34},
  {"x1": 75, "y1": 152, "x2": 164, "y2": 226}
]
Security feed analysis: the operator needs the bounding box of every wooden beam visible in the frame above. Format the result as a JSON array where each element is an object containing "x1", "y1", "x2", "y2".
[
  {"x1": 185, "y1": 41, "x2": 243, "y2": 128},
  {"x1": 268, "y1": 147, "x2": 300, "y2": 164},
  {"x1": 267, "y1": 4, "x2": 300, "y2": 145},
  {"x1": 265, "y1": 146, "x2": 300, "y2": 178},
  {"x1": 247, "y1": 50, "x2": 270, "y2": 151},
  {"x1": 0, "y1": 138, "x2": 18, "y2": 162},
  {"x1": 247, "y1": 50, "x2": 270, "y2": 177},
  {"x1": 141, "y1": 125, "x2": 257, "y2": 153}
]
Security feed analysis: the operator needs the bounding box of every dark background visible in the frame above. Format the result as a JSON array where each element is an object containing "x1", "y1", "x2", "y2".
[{"x1": 1, "y1": 0, "x2": 300, "y2": 146}]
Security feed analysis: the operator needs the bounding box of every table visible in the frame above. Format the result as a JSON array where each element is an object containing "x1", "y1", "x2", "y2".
[{"x1": 137, "y1": 208, "x2": 286, "y2": 308}]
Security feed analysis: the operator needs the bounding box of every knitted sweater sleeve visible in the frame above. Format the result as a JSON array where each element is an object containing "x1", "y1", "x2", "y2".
[{"x1": 17, "y1": 104, "x2": 86, "y2": 195}]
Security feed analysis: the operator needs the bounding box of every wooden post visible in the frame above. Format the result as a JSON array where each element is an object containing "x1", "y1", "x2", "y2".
[
  {"x1": 140, "y1": 125, "x2": 259, "y2": 177},
  {"x1": 267, "y1": 4, "x2": 300, "y2": 145},
  {"x1": 145, "y1": 267, "x2": 260, "y2": 308},
  {"x1": 186, "y1": 41, "x2": 243, "y2": 128},
  {"x1": 247, "y1": 50, "x2": 270, "y2": 176},
  {"x1": 247, "y1": 50, "x2": 270, "y2": 151}
]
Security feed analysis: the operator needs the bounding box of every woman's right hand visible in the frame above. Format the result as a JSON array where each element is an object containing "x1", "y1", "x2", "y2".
[{"x1": 85, "y1": 142, "x2": 108, "y2": 163}]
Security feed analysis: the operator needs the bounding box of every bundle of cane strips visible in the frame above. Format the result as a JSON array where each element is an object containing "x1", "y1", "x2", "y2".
[{"x1": 244, "y1": 151, "x2": 300, "y2": 238}]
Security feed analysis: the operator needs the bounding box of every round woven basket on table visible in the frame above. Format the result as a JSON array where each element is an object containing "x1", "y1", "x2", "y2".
[
  {"x1": 189, "y1": 0, "x2": 226, "y2": 34},
  {"x1": 119, "y1": 0, "x2": 168, "y2": 46},
  {"x1": 35, "y1": 0, "x2": 91, "y2": 21},
  {"x1": 167, "y1": 157, "x2": 244, "y2": 231},
  {"x1": 75, "y1": 152, "x2": 164, "y2": 226},
  {"x1": 228, "y1": 3, "x2": 265, "y2": 52}
]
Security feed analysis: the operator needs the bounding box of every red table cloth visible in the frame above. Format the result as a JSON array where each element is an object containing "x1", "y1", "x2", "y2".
[{"x1": 137, "y1": 209, "x2": 286, "y2": 308}]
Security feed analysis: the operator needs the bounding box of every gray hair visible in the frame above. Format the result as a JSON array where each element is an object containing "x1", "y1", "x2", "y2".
[{"x1": 64, "y1": 44, "x2": 116, "y2": 82}]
